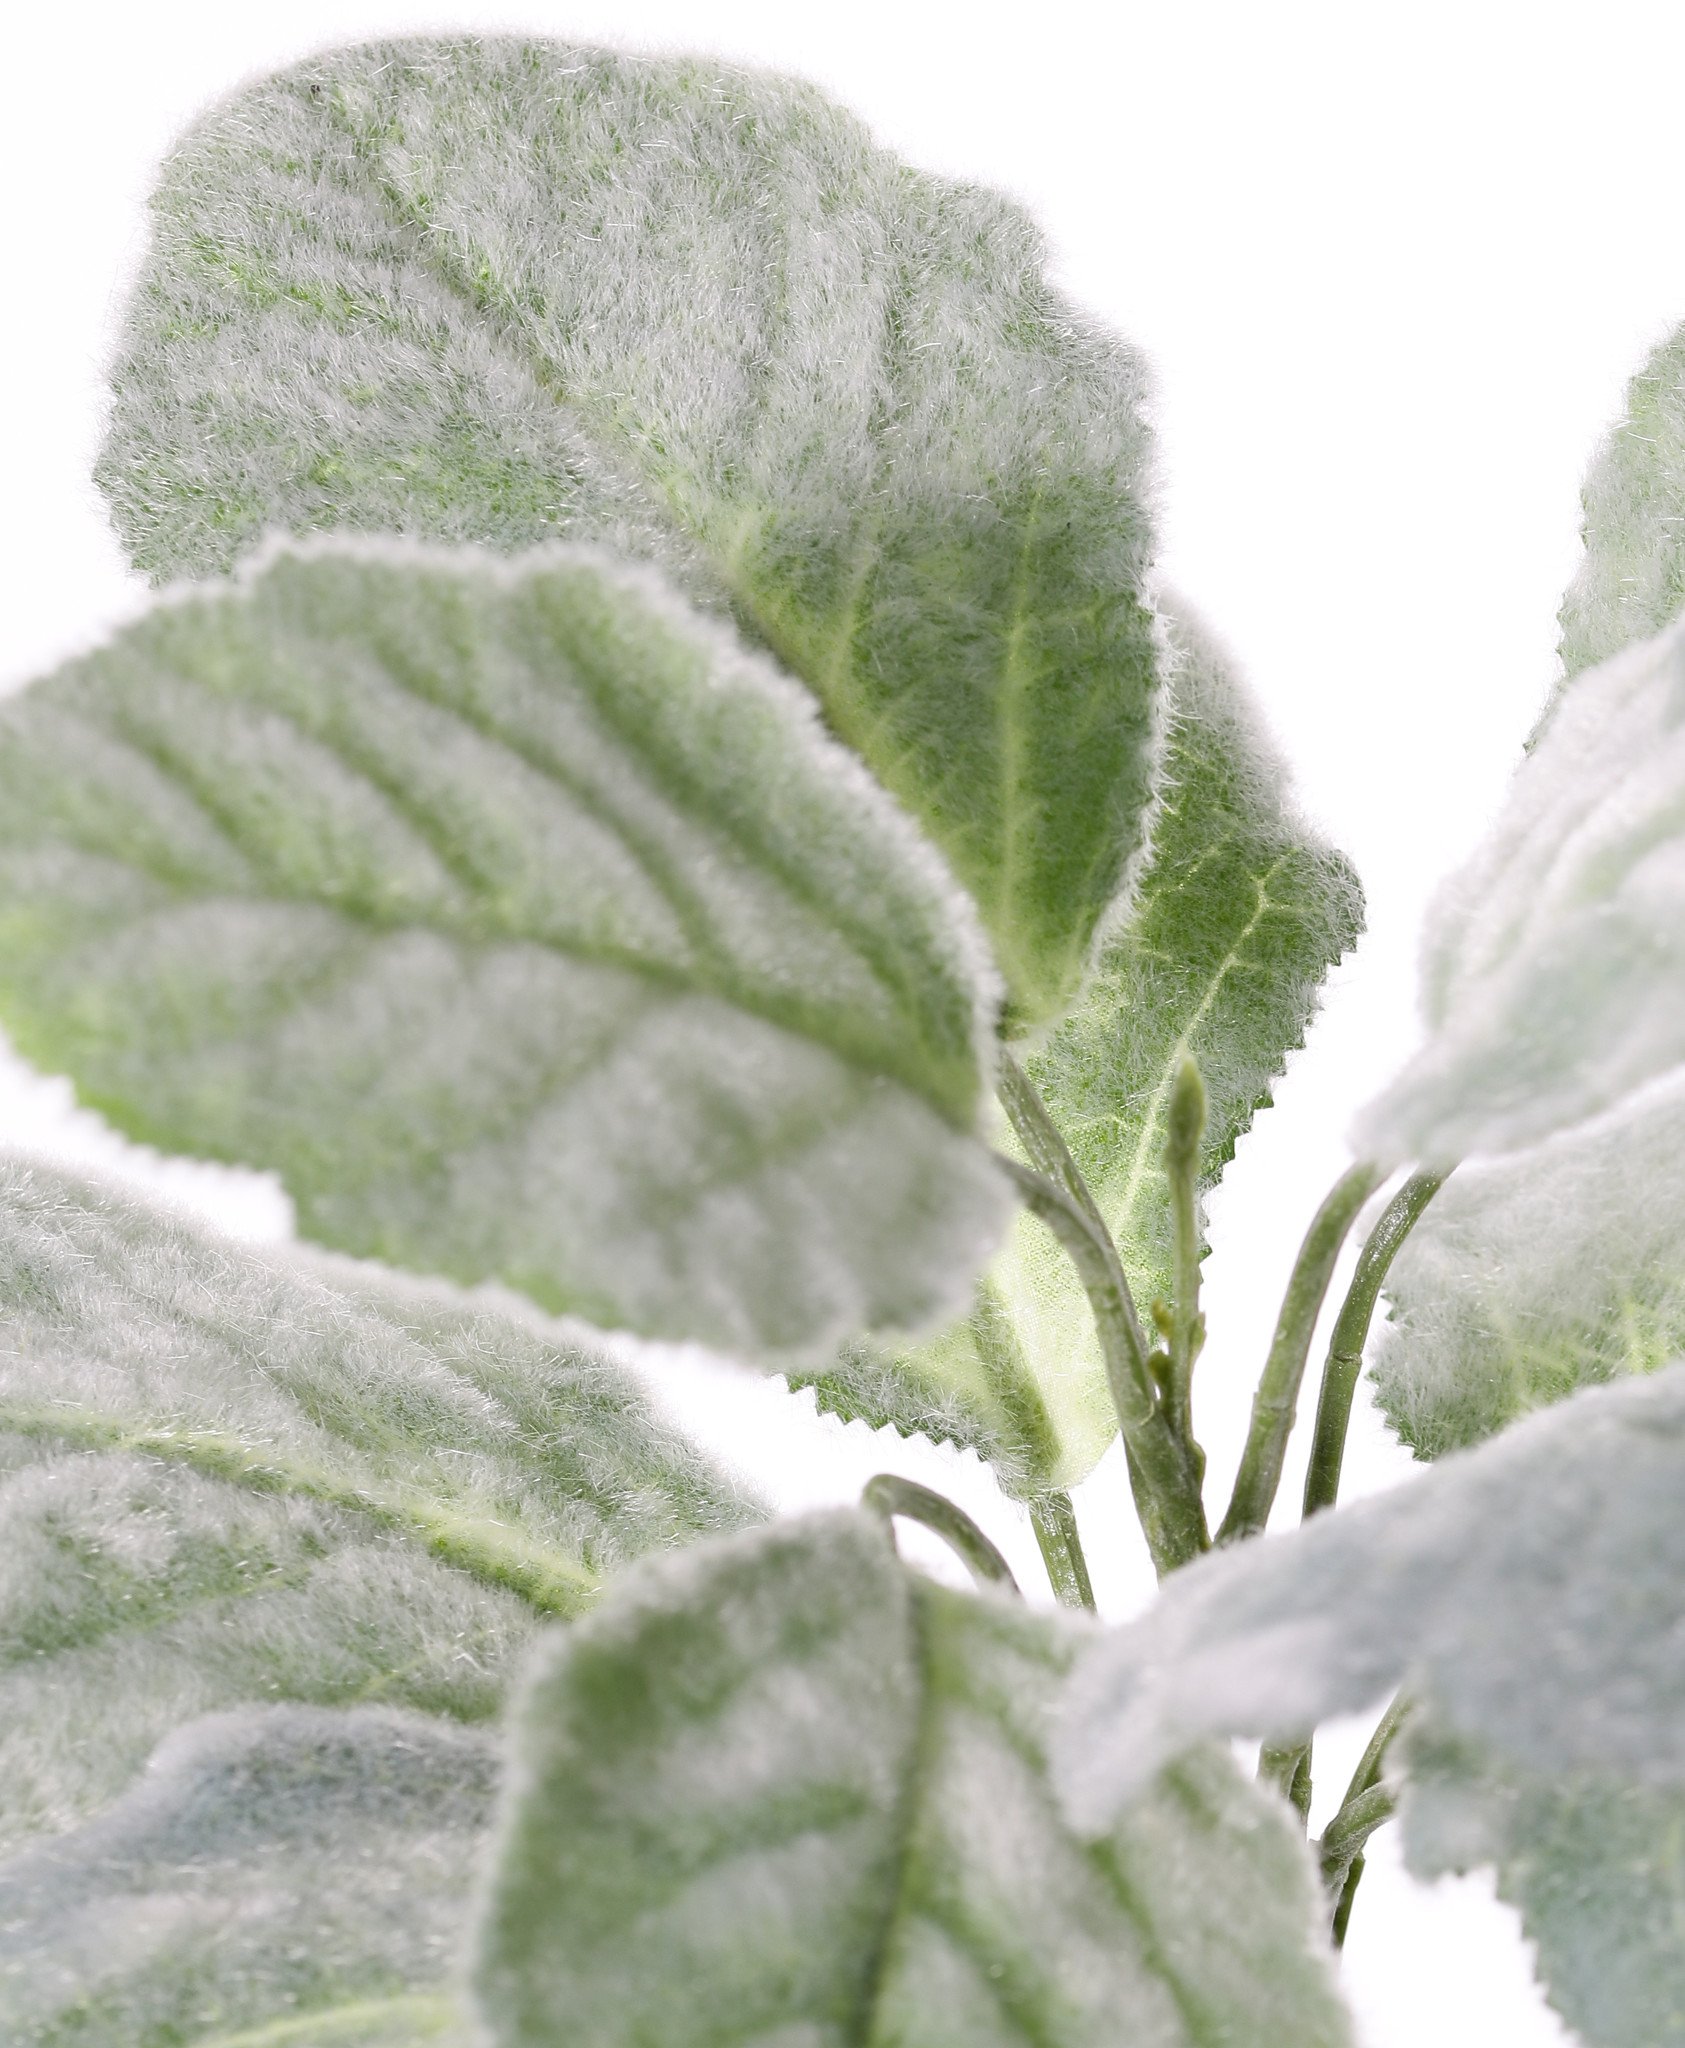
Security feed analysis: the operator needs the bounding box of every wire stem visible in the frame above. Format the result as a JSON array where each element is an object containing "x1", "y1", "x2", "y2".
[
  {"x1": 1301, "y1": 1169, "x2": 1448, "y2": 1520},
  {"x1": 861, "y1": 1474, "x2": 1021, "y2": 1595},
  {"x1": 1217, "y1": 1161, "x2": 1380, "y2": 1545},
  {"x1": 1028, "y1": 1491, "x2": 1097, "y2": 1610}
]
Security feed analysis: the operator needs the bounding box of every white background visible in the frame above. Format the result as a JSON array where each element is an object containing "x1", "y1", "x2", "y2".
[{"x1": 5, "y1": 1, "x2": 1680, "y2": 2039}]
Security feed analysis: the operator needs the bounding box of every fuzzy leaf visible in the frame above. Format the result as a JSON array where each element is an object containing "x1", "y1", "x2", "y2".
[
  {"x1": 1405, "y1": 1716, "x2": 1685, "y2": 2048},
  {"x1": 1373, "y1": 1083, "x2": 1685, "y2": 1457},
  {"x1": 1056, "y1": 1360, "x2": 1685, "y2": 1833},
  {"x1": 97, "y1": 34, "x2": 1163, "y2": 1028},
  {"x1": 475, "y1": 1510, "x2": 1352, "y2": 2048},
  {"x1": 0, "y1": 1704, "x2": 490, "y2": 2047},
  {"x1": 794, "y1": 608, "x2": 1361, "y2": 1494},
  {"x1": 1559, "y1": 323, "x2": 1685, "y2": 680},
  {"x1": 0, "y1": 1154, "x2": 752, "y2": 1851},
  {"x1": 0, "y1": 542, "x2": 1008, "y2": 1357},
  {"x1": 1358, "y1": 613, "x2": 1685, "y2": 1166}
]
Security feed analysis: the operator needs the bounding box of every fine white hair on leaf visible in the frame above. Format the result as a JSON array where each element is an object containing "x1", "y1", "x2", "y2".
[
  {"x1": 0, "y1": 1150, "x2": 754, "y2": 1849},
  {"x1": 1558, "y1": 321, "x2": 1685, "y2": 684},
  {"x1": 97, "y1": 33, "x2": 1165, "y2": 1028},
  {"x1": 473, "y1": 1510, "x2": 1352, "y2": 2048},
  {"x1": 0, "y1": 1704, "x2": 494, "y2": 2046},
  {"x1": 1402, "y1": 1710, "x2": 1685, "y2": 2048},
  {"x1": 793, "y1": 600, "x2": 1362, "y2": 1497},
  {"x1": 1373, "y1": 1075, "x2": 1685, "y2": 1458},
  {"x1": 1357, "y1": 612, "x2": 1685, "y2": 1165},
  {"x1": 0, "y1": 538, "x2": 1011, "y2": 1359},
  {"x1": 1053, "y1": 1359, "x2": 1685, "y2": 1835}
]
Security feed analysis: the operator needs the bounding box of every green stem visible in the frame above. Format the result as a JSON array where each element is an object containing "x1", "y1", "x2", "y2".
[
  {"x1": 1258, "y1": 1740, "x2": 1313, "y2": 1828},
  {"x1": 1301, "y1": 1169, "x2": 1448, "y2": 1520},
  {"x1": 1317, "y1": 1693, "x2": 1412, "y2": 1941},
  {"x1": 861, "y1": 1474, "x2": 1021, "y2": 1595},
  {"x1": 1217, "y1": 1161, "x2": 1381, "y2": 1546},
  {"x1": 1162, "y1": 1057, "x2": 1208, "y2": 1471},
  {"x1": 1028, "y1": 1490, "x2": 1097, "y2": 1611},
  {"x1": 999, "y1": 1156, "x2": 1208, "y2": 1575},
  {"x1": 997, "y1": 1048, "x2": 1112, "y2": 1239},
  {"x1": 1257, "y1": 1173, "x2": 1446, "y2": 1821}
]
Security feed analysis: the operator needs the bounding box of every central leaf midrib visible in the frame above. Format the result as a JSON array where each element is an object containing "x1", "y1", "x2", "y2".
[{"x1": 0, "y1": 1404, "x2": 597, "y2": 1617}]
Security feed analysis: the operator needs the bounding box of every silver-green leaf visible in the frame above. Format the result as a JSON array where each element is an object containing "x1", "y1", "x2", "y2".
[
  {"x1": 0, "y1": 1153, "x2": 753, "y2": 1851},
  {"x1": 0, "y1": 542, "x2": 1009, "y2": 1357},
  {"x1": 97, "y1": 34, "x2": 1163, "y2": 1028},
  {"x1": 794, "y1": 606, "x2": 1361, "y2": 1494},
  {"x1": 1405, "y1": 1714, "x2": 1685, "y2": 2048},
  {"x1": 1373, "y1": 1083, "x2": 1685, "y2": 1457},
  {"x1": 1358, "y1": 613, "x2": 1685, "y2": 1166},
  {"x1": 0, "y1": 1705, "x2": 490, "y2": 2047},
  {"x1": 1055, "y1": 1360, "x2": 1685, "y2": 1833},
  {"x1": 474, "y1": 1510, "x2": 1352, "y2": 2048},
  {"x1": 1559, "y1": 322, "x2": 1685, "y2": 680}
]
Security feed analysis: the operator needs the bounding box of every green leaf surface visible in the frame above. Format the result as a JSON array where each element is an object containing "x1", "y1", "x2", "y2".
[
  {"x1": 1405, "y1": 1714, "x2": 1685, "y2": 2048},
  {"x1": 0, "y1": 1704, "x2": 488, "y2": 2047},
  {"x1": 1559, "y1": 323, "x2": 1685, "y2": 681},
  {"x1": 1373, "y1": 1083, "x2": 1685, "y2": 1457},
  {"x1": 1358, "y1": 612, "x2": 1685, "y2": 1166},
  {"x1": 475, "y1": 1509, "x2": 1352, "y2": 2048},
  {"x1": 1056, "y1": 1360, "x2": 1685, "y2": 1833},
  {"x1": 0, "y1": 541, "x2": 1009, "y2": 1357},
  {"x1": 98, "y1": 34, "x2": 1163, "y2": 1027},
  {"x1": 793, "y1": 607, "x2": 1361, "y2": 1494},
  {"x1": 0, "y1": 1153, "x2": 752, "y2": 1851}
]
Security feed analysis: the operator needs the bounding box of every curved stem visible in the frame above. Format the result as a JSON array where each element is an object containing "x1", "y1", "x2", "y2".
[
  {"x1": 1316, "y1": 1692, "x2": 1412, "y2": 1939},
  {"x1": 861, "y1": 1474, "x2": 1021, "y2": 1595},
  {"x1": 997, "y1": 1048, "x2": 1113, "y2": 1239},
  {"x1": 1217, "y1": 1161, "x2": 1381, "y2": 1546},
  {"x1": 998, "y1": 1156, "x2": 1208, "y2": 1574},
  {"x1": 1318, "y1": 1780, "x2": 1395, "y2": 1873},
  {"x1": 1028, "y1": 1490, "x2": 1097, "y2": 1611},
  {"x1": 1302, "y1": 1169, "x2": 1448, "y2": 1520}
]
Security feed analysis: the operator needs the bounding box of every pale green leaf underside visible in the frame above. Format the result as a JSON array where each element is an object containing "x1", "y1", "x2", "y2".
[
  {"x1": 0, "y1": 1705, "x2": 488, "y2": 2047},
  {"x1": 0, "y1": 543, "x2": 1008, "y2": 1357},
  {"x1": 795, "y1": 608, "x2": 1361, "y2": 1494},
  {"x1": 0, "y1": 1154, "x2": 752, "y2": 1852},
  {"x1": 98, "y1": 34, "x2": 1162, "y2": 1026},
  {"x1": 1406, "y1": 1715, "x2": 1685, "y2": 2048},
  {"x1": 475, "y1": 1510, "x2": 1351, "y2": 2048},
  {"x1": 1056, "y1": 1360, "x2": 1685, "y2": 1832},
  {"x1": 1374, "y1": 1083, "x2": 1685, "y2": 1457},
  {"x1": 1358, "y1": 612, "x2": 1685, "y2": 1165},
  {"x1": 1559, "y1": 323, "x2": 1685, "y2": 682}
]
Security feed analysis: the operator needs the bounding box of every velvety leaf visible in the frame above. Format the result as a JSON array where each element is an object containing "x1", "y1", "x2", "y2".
[
  {"x1": 1373, "y1": 1081, "x2": 1685, "y2": 1457},
  {"x1": 1559, "y1": 323, "x2": 1685, "y2": 681},
  {"x1": 1055, "y1": 1360, "x2": 1685, "y2": 1831},
  {"x1": 0, "y1": 1705, "x2": 490, "y2": 2047},
  {"x1": 1358, "y1": 613, "x2": 1685, "y2": 1166},
  {"x1": 1405, "y1": 1714, "x2": 1685, "y2": 2048},
  {"x1": 0, "y1": 542, "x2": 1009, "y2": 1357},
  {"x1": 474, "y1": 1510, "x2": 1352, "y2": 2048},
  {"x1": 0, "y1": 1153, "x2": 753, "y2": 1850},
  {"x1": 793, "y1": 606, "x2": 1361, "y2": 1494},
  {"x1": 97, "y1": 34, "x2": 1163, "y2": 1027}
]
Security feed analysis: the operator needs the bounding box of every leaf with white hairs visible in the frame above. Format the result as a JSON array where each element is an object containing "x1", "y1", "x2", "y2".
[
  {"x1": 0, "y1": 543, "x2": 1009, "y2": 1358},
  {"x1": 1358, "y1": 615, "x2": 1685, "y2": 1166},
  {"x1": 98, "y1": 35, "x2": 1163, "y2": 1028},
  {"x1": 475, "y1": 1511, "x2": 1352, "y2": 2048},
  {"x1": 1055, "y1": 1361, "x2": 1685, "y2": 1832},
  {"x1": 0, "y1": 1155, "x2": 753, "y2": 1852},
  {"x1": 0, "y1": 1705, "x2": 492, "y2": 2047}
]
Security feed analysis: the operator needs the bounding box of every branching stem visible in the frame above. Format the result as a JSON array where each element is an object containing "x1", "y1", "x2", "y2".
[
  {"x1": 1218, "y1": 1161, "x2": 1380, "y2": 1545},
  {"x1": 998, "y1": 1155, "x2": 1208, "y2": 1575}
]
